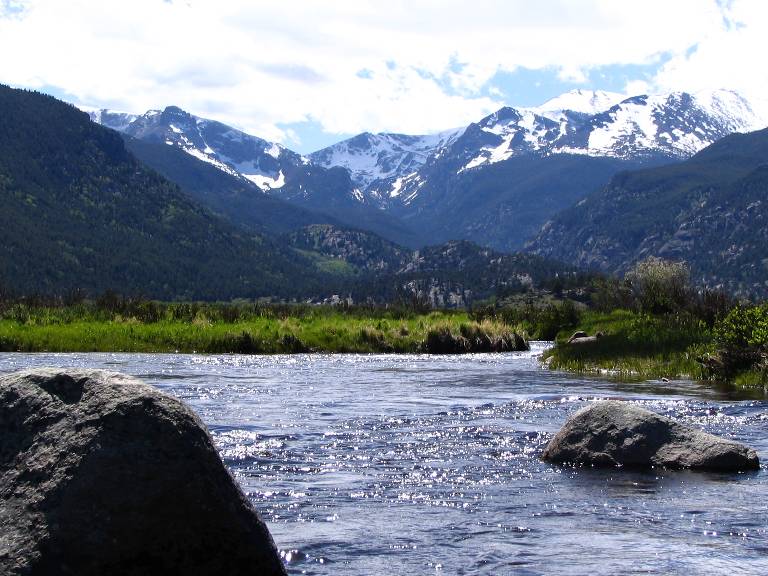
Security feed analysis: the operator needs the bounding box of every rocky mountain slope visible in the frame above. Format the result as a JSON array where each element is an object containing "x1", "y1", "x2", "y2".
[
  {"x1": 527, "y1": 127, "x2": 768, "y2": 298},
  {"x1": 360, "y1": 89, "x2": 766, "y2": 250},
  {"x1": 87, "y1": 105, "x2": 421, "y2": 245},
  {"x1": 123, "y1": 135, "x2": 340, "y2": 235},
  {"x1": 285, "y1": 224, "x2": 582, "y2": 306},
  {"x1": 309, "y1": 129, "x2": 463, "y2": 192}
]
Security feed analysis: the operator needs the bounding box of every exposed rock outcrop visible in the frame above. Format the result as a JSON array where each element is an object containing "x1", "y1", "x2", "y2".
[
  {"x1": 0, "y1": 368, "x2": 286, "y2": 575},
  {"x1": 542, "y1": 400, "x2": 759, "y2": 471}
]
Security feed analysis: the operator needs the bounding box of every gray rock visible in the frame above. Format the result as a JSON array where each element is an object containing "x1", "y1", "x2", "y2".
[
  {"x1": 542, "y1": 400, "x2": 759, "y2": 471},
  {"x1": 567, "y1": 331, "x2": 604, "y2": 345},
  {"x1": 566, "y1": 331, "x2": 588, "y2": 343},
  {"x1": 0, "y1": 369, "x2": 286, "y2": 575}
]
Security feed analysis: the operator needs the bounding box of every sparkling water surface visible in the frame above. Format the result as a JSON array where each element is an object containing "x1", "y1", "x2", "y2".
[{"x1": 2, "y1": 343, "x2": 767, "y2": 575}]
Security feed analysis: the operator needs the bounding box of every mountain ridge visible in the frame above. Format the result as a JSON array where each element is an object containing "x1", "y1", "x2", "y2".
[
  {"x1": 82, "y1": 88, "x2": 767, "y2": 253},
  {"x1": 526, "y1": 127, "x2": 768, "y2": 297}
]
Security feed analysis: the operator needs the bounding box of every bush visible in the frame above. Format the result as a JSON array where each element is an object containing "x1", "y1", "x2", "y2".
[
  {"x1": 482, "y1": 301, "x2": 581, "y2": 340},
  {"x1": 714, "y1": 304, "x2": 768, "y2": 350},
  {"x1": 625, "y1": 257, "x2": 691, "y2": 314}
]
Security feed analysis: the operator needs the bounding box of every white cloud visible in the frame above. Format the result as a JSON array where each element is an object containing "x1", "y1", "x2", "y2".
[
  {"x1": 649, "y1": 0, "x2": 768, "y2": 117},
  {"x1": 0, "y1": 0, "x2": 763, "y2": 146}
]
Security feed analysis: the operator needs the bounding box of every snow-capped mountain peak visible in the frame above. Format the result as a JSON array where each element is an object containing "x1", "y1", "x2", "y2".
[
  {"x1": 534, "y1": 89, "x2": 626, "y2": 116},
  {"x1": 83, "y1": 87, "x2": 767, "y2": 218},
  {"x1": 87, "y1": 104, "x2": 299, "y2": 191},
  {"x1": 80, "y1": 106, "x2": 139, "y2": 132},
  {"x1": 309, "y1": 127, "x2": 465, "y2": 192},
  {"x1": 448, "y1": 88, "x2": 768, "y2": 175}
]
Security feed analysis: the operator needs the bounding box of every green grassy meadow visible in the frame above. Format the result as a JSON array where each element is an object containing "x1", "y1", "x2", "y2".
[
  {"x1": 543, "y1": 307, "x2": 767, "y2": 387},
  {"x1": 543, "y1": 310, "x2": 711, "y2": 381},
  {"x1": 0, "y1": 302, "x2": 527, "y2": 354}
]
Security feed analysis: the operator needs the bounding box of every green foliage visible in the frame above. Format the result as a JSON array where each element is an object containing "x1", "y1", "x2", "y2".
[
  {"x1": 705, "y1": 303, "x2": 768, "y2": 384},
  {"x1": 471, "y1": 299, "x2": 582, "y2": 340},
  {"x1": 589, "y1": 276, "x2": 635, "y2": 312},
  {"x1": 544, "y1": 310, "x2": 712, "y2": 380},
  {"x1": 714, "y1": 304, "x2": 768, "y2": 349}
]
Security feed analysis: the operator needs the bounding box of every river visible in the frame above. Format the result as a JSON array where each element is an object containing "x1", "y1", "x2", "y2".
[{"x1": 2, "y1": 343, "x2": 766, "y2": 575}]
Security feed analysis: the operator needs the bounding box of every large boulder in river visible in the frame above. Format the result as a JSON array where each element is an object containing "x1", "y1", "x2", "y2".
[
  {"x1": 542, "y1": 400, "x2": 759, "y2": 471},
  {"x1": 0, "y1": 368, "x2": 286, "y2": 575}
]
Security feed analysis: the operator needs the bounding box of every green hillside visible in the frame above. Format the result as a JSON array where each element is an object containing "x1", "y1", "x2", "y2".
[
  {"x1": 0, "y1": 85, "x2": 320, "y2": 300},
  {"x1": 528, "y1": 128, "x2": 768, "y2": 297}
]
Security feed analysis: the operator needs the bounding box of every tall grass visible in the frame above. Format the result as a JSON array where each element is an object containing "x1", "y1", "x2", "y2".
[
  {"x1": 543, "y1": 310, "x2": 712, "y2": 381},
  {"x1": 0, "y1": 304, "x2": 527, "y2": 354}
]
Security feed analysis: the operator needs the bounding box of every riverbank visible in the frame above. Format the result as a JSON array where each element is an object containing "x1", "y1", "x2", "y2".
[
  {"x1": 0, "y1": 302, "x2": 527, "y2": 354},
  {"x1": 543, "y1": 308, "x2": 767, "y2": 387}
]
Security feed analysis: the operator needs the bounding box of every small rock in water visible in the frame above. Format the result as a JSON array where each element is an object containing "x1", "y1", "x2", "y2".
[
  {"x1": 0, "y1": 368, "x2": 286, "y2": 575},
  {"x1": 541, "y1": 400, "x2": 759, "y2": 471}
]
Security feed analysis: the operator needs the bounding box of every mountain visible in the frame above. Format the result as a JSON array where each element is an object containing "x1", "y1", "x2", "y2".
[
  {"x1": 527, "y1": 127, "x2": 768, "y2": 298},
  {"x1": 85, "y1": 89, "x2": 765, "y2": 255},
  {"x1": 352, "y1": 89, "x2": 766, "y2": 251},
  {"x1": 112, "y1": 105, "x2": 302, "y2": 191},
  {"x1": 285, "y1": 224, "x2": 410, "y2": 274},
  {"x1": 0, "y1": 85, "x2": 324, "y2": 300},
  {"x1": 87, "y1": 105, "x2": 422, "y2": 246},
  {"x1": 309, "y1": 129, "x2": 463, "y2": 193},
  {"x1": 452, "y1": 89, "x2": 761, "y2": 171},
  {"x1": 81, "y1": 107, "x2": 139, "y2": 132},
  {"x1": 122, "y1": 135, "x2": 340, "y2": 235}
]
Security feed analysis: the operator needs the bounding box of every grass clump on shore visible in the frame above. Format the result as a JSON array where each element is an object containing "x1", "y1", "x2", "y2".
[
  {"x1": 540, "y1": 258, "x2": 767, "y2": 387},
  {"x1": 543, "y1": 309, "x2": 711, "y2": 381},
  {"x1": 0, "y1": 299, "x2": 528, "y2": 355}
]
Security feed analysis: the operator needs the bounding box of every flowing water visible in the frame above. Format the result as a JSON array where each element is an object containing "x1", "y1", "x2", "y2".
[{"x1": 2, "y1": 343, "x2": 767, "y2": 575}]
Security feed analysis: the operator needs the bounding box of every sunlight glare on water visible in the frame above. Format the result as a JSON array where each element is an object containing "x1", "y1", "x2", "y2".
[{"x1": 2, "y1": 343, "x2": 767, "y2": 575}]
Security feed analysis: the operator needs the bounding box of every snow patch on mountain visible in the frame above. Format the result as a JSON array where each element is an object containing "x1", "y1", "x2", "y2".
[
  {"x1": 244, "y1": 170, "x2": 286, "y2": 191},
  {"x1": 79, "y1": 106, "x2": 138, "y2": 132},
  {"x1": 183, "y1": 145, "x2": 242, "y2": 178},
  {"x1": 86, "y1": 105, "x2": 303, "y2": 193},
  {"x1": 388, "y1": 172, "x2": 424, "y2": 201},
  {"x1": 82, "y1": 87, "x2": 767, "y2": 217}
]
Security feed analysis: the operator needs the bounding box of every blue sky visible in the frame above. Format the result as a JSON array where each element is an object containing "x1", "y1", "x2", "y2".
[{"x1": 1, "y1": 0, "x2": 766, "y2": 153}]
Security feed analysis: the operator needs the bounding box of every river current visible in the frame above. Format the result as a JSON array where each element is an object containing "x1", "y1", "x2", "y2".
[{"x1": 2, "y1": 343, "x2": 767, "y2": 575}]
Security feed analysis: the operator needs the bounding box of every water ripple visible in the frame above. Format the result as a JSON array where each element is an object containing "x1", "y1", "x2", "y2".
[{"x1": 1, "y1": 349, "x2": 767, "y2": 575}]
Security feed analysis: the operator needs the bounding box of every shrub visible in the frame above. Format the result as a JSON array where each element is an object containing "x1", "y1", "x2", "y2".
[
  {"x1": 714, "y1": 304, "x2": 768, "y2": 350},
  {"x1": 625, "y1": 257, "x2": 691, "y2": 314}
]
